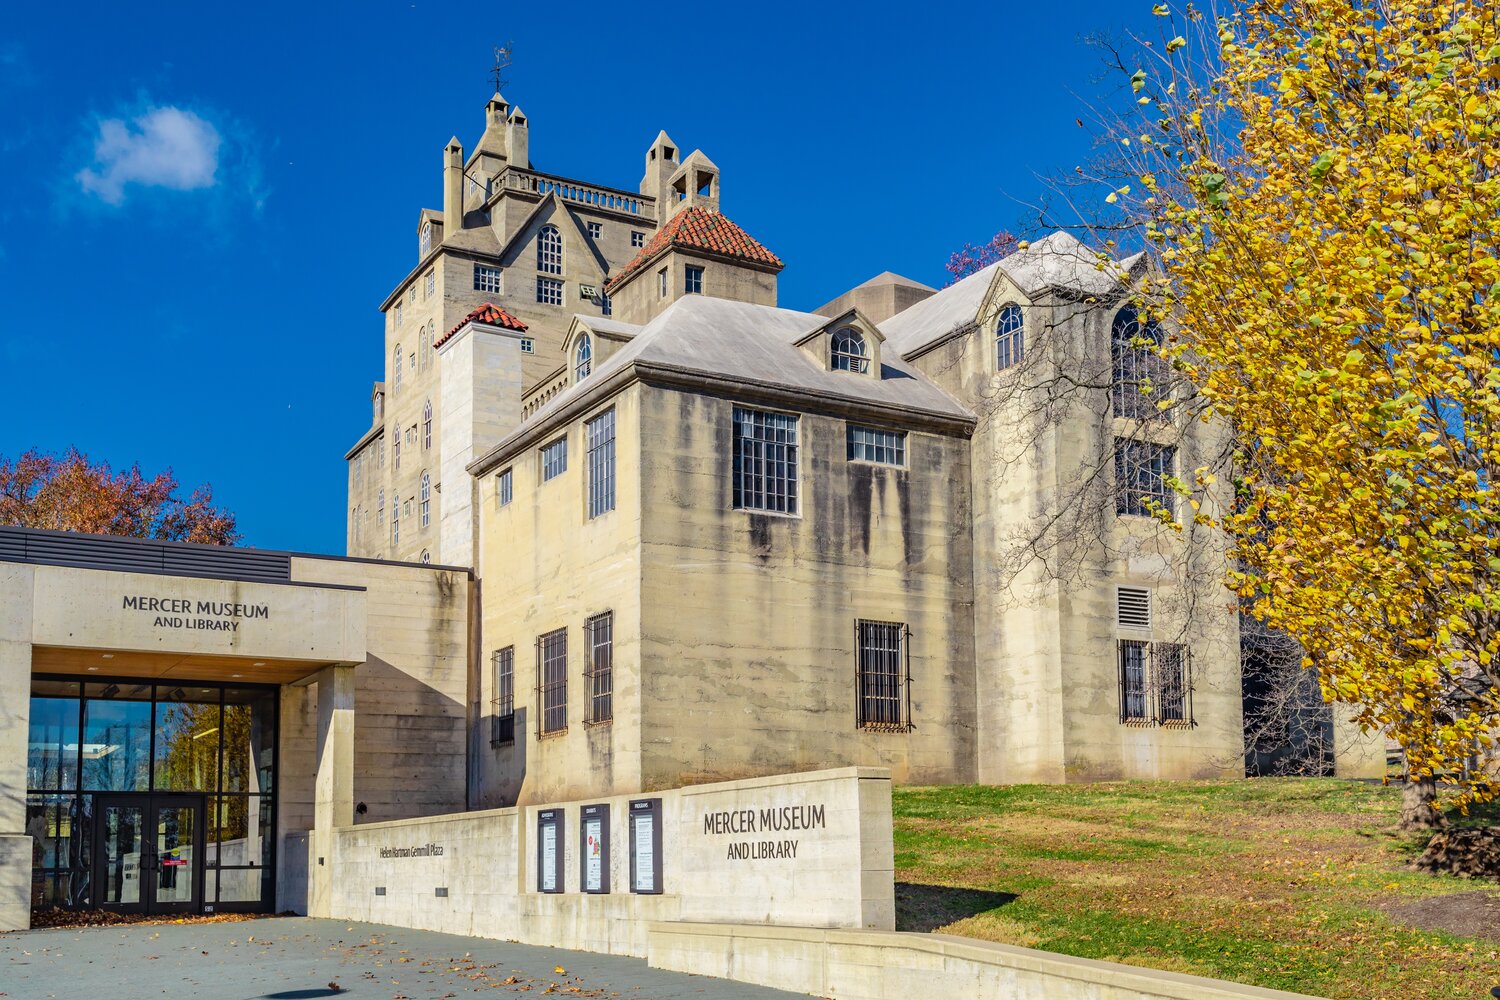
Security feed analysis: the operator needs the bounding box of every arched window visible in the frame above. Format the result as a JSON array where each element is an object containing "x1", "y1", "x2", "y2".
[
  {"x1": 420, "y1": 549, "x2": 431, "y2": 564},
  {"x1": 996, "y1": 304, "x2": 1025, "y2": 370},
  {"x1": 575, "y1": 335, "x2": 592, "y2": 382},
  {"x1": 420, "y1": 221, "x2": 432, "y2": 255},
  {"x1": 393, "y1": 345, "x2": 403, "y2": 393},
  {"x1": 419, "y1": 328, "x2": 430, "y2": 372},
  {"x1": 831, "y1": 328, "x2": 868, "y2": 373},
  {"x1": 422, "y1": 399, "x2": 433, "y2": 450},
  {"x1": 537, "y1": 225, "x2": 563, "y2": 275},
  {"x1": 420, "y1": 471, "x2": 431, "y2": 528},
  {"x1": 1111, "y1": 306, "x2": 1167, "y2": 420}
]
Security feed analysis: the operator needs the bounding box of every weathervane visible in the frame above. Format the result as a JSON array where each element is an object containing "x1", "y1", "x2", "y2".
[{"x1": 491, "y1": 43, "x2": 513, "y2": 94}]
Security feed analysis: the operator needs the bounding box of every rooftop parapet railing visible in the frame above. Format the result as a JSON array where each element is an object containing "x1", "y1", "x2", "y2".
[
  {"x1": 0, "y1": 524, "x2": 292, "y2": 583},
  {"x1": 501, "y1": 168, "x2": 653, "y2": 216}
]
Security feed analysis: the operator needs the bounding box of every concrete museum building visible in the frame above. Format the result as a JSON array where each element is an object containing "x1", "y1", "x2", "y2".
[{"x1": 1, "y1": 91, "x2": 1379, "y2": 929}]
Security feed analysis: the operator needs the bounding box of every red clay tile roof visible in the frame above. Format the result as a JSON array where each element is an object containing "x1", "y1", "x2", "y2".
[
  {"x1": 604, "y1": 207, "x2": 783, "y2": 293},
  {"x1": 434, "y1": 302, "x2": 529, "y2": 349}
]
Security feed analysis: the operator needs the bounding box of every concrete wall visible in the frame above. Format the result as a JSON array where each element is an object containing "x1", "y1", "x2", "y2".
[
  {"x1": 611, "y1": 254, "x2": 778, "y2": 327},
  {"x1": 0, "y1": 563, "x2": 34, "y2": 932},
  {"x1": 636, "y1": 385, "x2": 978, "y2": 790},
  {"x1": 648, "y1": 923, "x2": 1324, "y2": 1000},
  {"x1": 326, "y1": 767, "x2": 892, "y2": 958}
]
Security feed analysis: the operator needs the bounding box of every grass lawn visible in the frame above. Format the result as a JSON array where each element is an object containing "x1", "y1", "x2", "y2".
[{"x1": 893, "y1": 780, "x2": 1500, "y2": 1000}]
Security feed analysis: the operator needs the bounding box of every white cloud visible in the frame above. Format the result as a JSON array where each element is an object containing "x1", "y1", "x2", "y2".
[{"x1": 76, "y1": 106, "x2": 222, "y2": 205}]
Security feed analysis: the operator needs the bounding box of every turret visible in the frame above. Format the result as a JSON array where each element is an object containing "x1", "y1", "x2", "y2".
[{"x1": 640, "y1": 130, "x2": 679, "y2": 223}]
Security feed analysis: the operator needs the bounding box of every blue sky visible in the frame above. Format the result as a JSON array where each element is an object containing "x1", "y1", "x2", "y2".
[{"x1": 0, "y1": 0, "x2": 1155, "y2": 555}]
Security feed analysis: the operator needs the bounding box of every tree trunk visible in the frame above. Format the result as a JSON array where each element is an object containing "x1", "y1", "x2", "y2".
[{"x1": 1398, "y1": 777, "x2": 1445, "y2": 832}]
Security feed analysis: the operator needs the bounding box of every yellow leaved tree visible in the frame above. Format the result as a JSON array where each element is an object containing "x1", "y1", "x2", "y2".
[{"x1": 1107, "y1": 0, "x2": 1500, "y2": 822}]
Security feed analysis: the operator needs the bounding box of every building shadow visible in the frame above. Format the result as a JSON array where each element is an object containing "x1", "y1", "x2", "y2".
[{"x1": 894, "y1": 881, "x2": 1019, "y2": 933}]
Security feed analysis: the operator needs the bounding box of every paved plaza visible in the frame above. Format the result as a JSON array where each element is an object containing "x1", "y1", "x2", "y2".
[{"x1": 0, "y1": 917, "x2": 801, "y2": 999}]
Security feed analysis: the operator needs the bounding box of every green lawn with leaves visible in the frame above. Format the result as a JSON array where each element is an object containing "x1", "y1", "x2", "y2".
[{"x1": 892, "y1": 780, "x2": 1500, "y2": 999}]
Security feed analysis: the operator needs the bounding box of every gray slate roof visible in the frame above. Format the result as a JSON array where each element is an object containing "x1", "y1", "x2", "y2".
[{"x1": 880, "y1": 232, "x2": 1136, "y2": 358}]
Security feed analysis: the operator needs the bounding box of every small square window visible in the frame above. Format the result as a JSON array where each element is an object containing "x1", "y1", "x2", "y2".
[
  {"x1": 631, "y1": 231, "x2": 646, "y2": 248},
  {"x1": 520, "y1": 337, "x2": 535, "y2": 354},
  {"x1": 684, "y1": 265, "x2": 704, "y2": 295},
  {"x1": 847, "y1": 426, "x2": 906, "y2": 466},
  {"x1": 537, "y1": 277, "x2": 564, "y2": 306},
  {"x1": 496, "y1": 468, "x2": 513, "y2": 507},
  {"x1": 587, "y1": 221, "x2": 603, "y2": 239},
  {"x1": 541, "y1": 437, "x2": 567, "y2": 481},
  {"x1": 474, "y1": 264, "x2": 502, "y2": 294}
]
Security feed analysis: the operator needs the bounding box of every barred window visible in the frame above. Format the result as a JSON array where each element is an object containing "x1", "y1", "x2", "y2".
[
  {"x1": 684, "y1": 265, "x2": 704, "y2": 295},
  {"x1": 857, "y1": 620, "x2": 910, "y2": 730},
  {"x1": 1118, "y1": 639, "x2": 1149, "y2": 722},
  {"x1": 997, "y1": 303, "x2": 1025, "y2": 370},
  {"x1": 1156, "y1": 643, "x2": 1191, "y2": 723},
  {"x1": 575, "y1": 335, "x2": 592, "y2": 381},
  {"x1": 541, "y1": 436, "x2": 567, "y2": 482},
  {"x1": 584, "y1": 612, "x2": 613, "y2": 724},
  {"x1": 474, "y1": 264, "x2": 502, "y2": 293},
  {"x1": 537, "y1": 277, "x2": 564, "y2": 306},
  {"x1": 847, "y1": 426, "x2": 905, "y2": 466},
  {"x1": 491, "y1": 646, "x2": 515, "y2": 744},
  {"x1": 537, "y1": 225, "x2": 563, "y2": 275},
  {"x1": 1115, "y1": 439, "x2": 1175, "y2": 517},
  {"x1": 1111, "y1": 306, "x2": 1170, "y2": 419},
  {"x1": 422, "y1": 399, "x2": 433, "y2": 450},
  {"x1": 419, "y1": 470, "x2": 431, "y2": 529},
  {"x1": 537, "y1": 628, "x2": 568, "y2": 736},
  {"x1": 496, "y1": 468, "x2": 513, "y2": 508},
  {"x1": 831, "y1": 328, "x2": 869, "y2": 373},
  {"x1": 587, "y1": 409, "x2": 616, "y2": 518},
  {"x1": 732, "y1": 407, "x2": 798, "y2": 514}
]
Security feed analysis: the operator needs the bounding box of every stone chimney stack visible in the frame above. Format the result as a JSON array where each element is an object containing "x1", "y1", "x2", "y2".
[
  {"x1": 506, "y1": 107, "x2": 529, "y2": 168},
  {"x1": 640, "y1": 130, "x2": 679, "y2": 223},
  {"x1": 443, "y1": 137, "x2": 464, "y2": 235}
]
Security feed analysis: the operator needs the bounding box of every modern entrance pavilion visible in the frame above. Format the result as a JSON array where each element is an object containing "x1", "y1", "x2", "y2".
[{"x1": 0, "y1": 525, "x2": 474, "y2": 929}]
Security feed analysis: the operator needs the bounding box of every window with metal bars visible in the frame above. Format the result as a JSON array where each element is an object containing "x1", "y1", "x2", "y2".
[
  {"x1": 491, "y1": 646, "x2": 515, "y2": 744},
  {"x1": 732, "y1": 407, "x2": 798, "y2": 514},
  {"x1": 587, "y1": 410, "x2": 616, "y2": 518},
  {"x1": 541, "y1": 436, "x2": 567, "y2": 482},
  {"x1": 1156, "y1": 643, "x2": 1191, "y2": 724},
  {"x1": 1115, "y1": 438, "x2": 1175, "y2": 517},
  {"x1": 584, "y1": 612, "x2": 613, "y2": 724},
  {"x1": 536, "y1": 629, "x2": 567, "y2": 736},
  {"x1": 847, "y1": 426, "x2": 906, "y2": 466},
  {"x1": 1111, "y1": 306, "x2": 1170, "y2": 420},
  {"x1": 856, "y1": 620, "x2": 911, "y2": 731},
  {"x1": 1118, "y1": 639, "x2": 1149, "y2": 722}
]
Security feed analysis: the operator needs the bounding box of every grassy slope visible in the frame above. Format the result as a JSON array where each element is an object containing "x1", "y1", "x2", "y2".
[{"x1": 892, "y1": 780, "x2": 1500, "y2": 1000}]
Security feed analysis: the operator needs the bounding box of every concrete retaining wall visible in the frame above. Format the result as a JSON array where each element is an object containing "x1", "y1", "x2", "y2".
[{"x1": 647, "y1": 922, "x2": 1325, "y2": 1000}]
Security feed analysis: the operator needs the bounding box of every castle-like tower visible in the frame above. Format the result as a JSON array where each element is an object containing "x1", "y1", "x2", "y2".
[{"x1": 343, "y1": 94, "x2": 773, "y2": 567}]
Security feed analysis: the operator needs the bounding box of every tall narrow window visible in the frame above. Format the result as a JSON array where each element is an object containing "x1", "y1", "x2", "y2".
[
  {"x1": 420, "y1": 221, "x2": 432, "y2": 254},
  {"x1": 1118, "y1": 639, "x2": 1149, "y2": 722},
  {"x1": 537, "y1": 628, "x2": 568, "y2": 736},
  {"x1": 584, "y1": 612, "x2": 613, "y2": 724},
  {"x1": 420, "y1": 549, "x2": 431, "y2": 564},
  {"x1": 492, "y1": 646, "x2": 515, "y2": 744},
  {"x1": 379, "y1": 430, "x2": 386, "y2": 467},
  {"x1": 391, "y1": 499, "x2": 400, "y2": 546},
  {"x1": 393, "y1": 345, "x2": 402, "y2": 393},
  {"x1": 732, "y1": 407, "x2": 799, "y2": 514},
  {"x1": 395, "y1": 302, "x2": 404, "y2": 327},
  {"x1": 496, "y1": 468, "x2": 513, "y2": 507},
  {"x1": 587, "y1": 409, "x2": 616, "y2": 518},
  {"x1": 575, "y1": 335, "x2": 592, "y2": 381},
  {"x1": 353, "y1": 454, "x2": 362, "y2": 488},
  {"x1": 537, "y1": 225, "x2": 563, "y2": 275},
  {"x1": 419, "y1": 329, "x2": 430, "y2": 372},
  {"x1": 857, "y1": 620, "x2": 910, "y2": 730},
  {"x1": 377, "y1": 489, "x2": 385, "y2": 526},
  {"x1": 996, "y1": 303, "x2": 1025, "y2": 370},
  {"x1": 1112, "y1": 306, "x2": 1168, "y2": 419},
  {"x1": 658, "y1": 267, "x2": 668, "y2": 298},
  {"x1": 425, "y1": 270, "x2": 435, "y2": 297},
  {"x1": 831, "y1": 328, "x2": 869, "y2": 373},
  {"x1": 684, "y1": 265, "x2": 704, "y2": 295},
  {"x1": 1115, "y1": 438, "x2": 1175, "y2": 516},
  {"x1": 1156, "y1": 643, "x2": 1191, "y2": 723},
  {"x1": 422, "y1": 399, "x2": 433, "y2": 449},
  {"x1": 419, "y1": 471, "x2": 431, "y2": 528},
  {"x1": 393, "y1": 427, "x2": 402, "y2": 471},
  {"x1": 541, "y1": 437, "x2": 567, "y2": 482}
]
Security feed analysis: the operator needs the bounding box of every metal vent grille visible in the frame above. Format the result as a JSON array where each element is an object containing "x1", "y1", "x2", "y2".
[
  {"x1": 1116, "y1": 586, "x2": 1152, "y2": 630},
  {"x1": 0, "y1": 525, "x2": 291, "y2": 583}
]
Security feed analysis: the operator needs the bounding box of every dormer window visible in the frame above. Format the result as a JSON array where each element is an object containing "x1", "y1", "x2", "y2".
[
  {"x1": 831, "y1": 328, "x2": 869, "y2": 374},
  {"x1": 575, "y1": 335, "x2": 593, "y2": 382},
  {"x1": 420, "y1": 221, "x2": 432, "y2": 255}
]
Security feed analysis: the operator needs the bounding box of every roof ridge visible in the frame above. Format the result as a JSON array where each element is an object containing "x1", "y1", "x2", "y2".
[{"x1": 603, "y1": 206, "x2": 783, "y2": 293}]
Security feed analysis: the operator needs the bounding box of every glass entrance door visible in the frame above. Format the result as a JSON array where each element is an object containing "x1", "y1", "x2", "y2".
[{"x1": 94, "y1": 794, "x2": 204, "y2": 915}]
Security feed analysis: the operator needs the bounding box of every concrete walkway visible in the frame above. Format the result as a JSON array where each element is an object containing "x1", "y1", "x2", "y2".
[{"x1": 0, "y1": 917, "x2": 804, "y2": 999}]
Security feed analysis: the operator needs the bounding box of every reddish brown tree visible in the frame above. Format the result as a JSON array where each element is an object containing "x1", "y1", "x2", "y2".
[
  {"x1": 943, "y1": 229, "x2": 1020, "y2": 285},
  {"x1": 0, "y1": 448, "x2": 239, "y2": 544}
]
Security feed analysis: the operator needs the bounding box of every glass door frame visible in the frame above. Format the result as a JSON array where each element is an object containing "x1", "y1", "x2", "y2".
[{"x1": 93, "y1": 792, "x2": 207, "y2": 915}]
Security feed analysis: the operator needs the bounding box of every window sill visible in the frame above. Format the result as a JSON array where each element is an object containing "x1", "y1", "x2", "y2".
[
  {"x1": 490, "y1": 738, "x2": 515, "y2": 748},
  {"x1": 847, "y1": 459, "x2": 906, "y2": 470},
  {"x1": 537, "y1": 728, "x2": 569, "y2": 741},
  {"x1": 583, "y1": 718, "x2": 613, "y2": 729},
  {"x1": 1119, "y1": 717, "x2": 1154, "y2": 727},
  {"x1": 858, "y1": 723, "x2": 913, "y2": 734},
  {"x1": 735, "y1": 507, "x2": 801, "y2": 520}
]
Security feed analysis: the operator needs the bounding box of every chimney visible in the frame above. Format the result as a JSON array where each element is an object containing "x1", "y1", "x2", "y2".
[
  {"x1": 640, "y1": 130, "x2": 679, "y2": 223},
  {"x1": 443, "y1": 137, "x2": 464, "y2": 236},
  {"x1": 506, "y1": 107, "x2": 529, "y2": 169}
]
